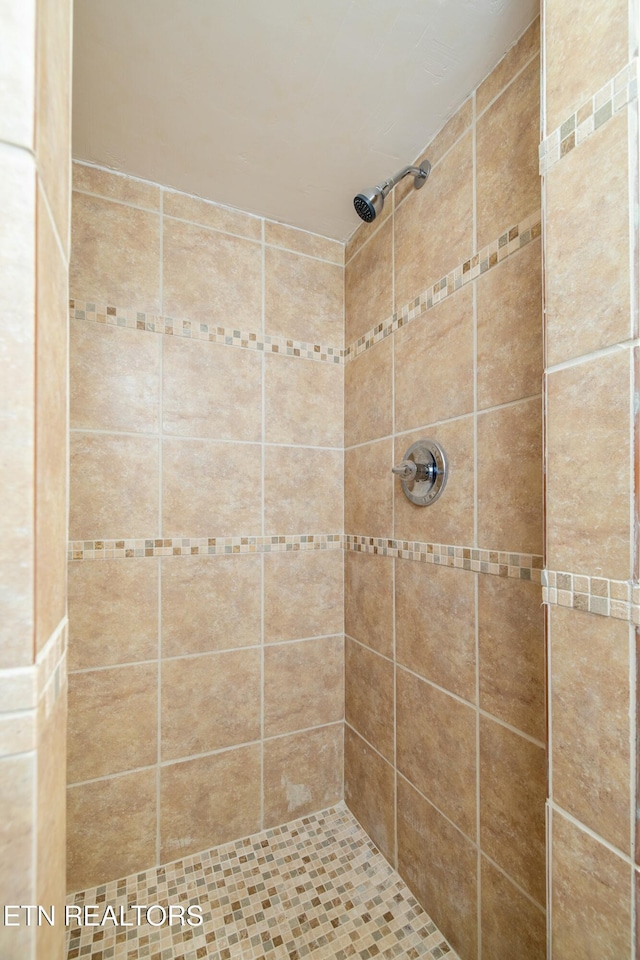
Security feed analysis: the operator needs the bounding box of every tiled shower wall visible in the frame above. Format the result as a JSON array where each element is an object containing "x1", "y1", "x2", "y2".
[
  {"x1": 0, "y1": 0, "x2": 71, "y2": 958},
  {"x1": 343, "y1": 20, "x2": 546, "y2": 960},
  {"x1": 66, "y1": 165, "x2": 346, "y2": 891},
  {"x1": 540, "y1": 0, "x2": 640, "y2": 956}
]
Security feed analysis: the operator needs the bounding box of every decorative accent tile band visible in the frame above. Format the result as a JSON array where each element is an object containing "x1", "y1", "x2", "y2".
[
  {"x1": 68, "y1": 533, "x2": 343, "y2": 561},
  {"x1": 345, "y1": 211, "x2": 542, "y2": 362},
  {"x1": 69, "y1": 300, "x2": 345, "y2": 364},
  {"x1": 542, "y1": 569, "x2": 640, "y2": 625},
  {"x1": 344, "y1": 534, "x2": 543, "y2": 583},
  {"x1": 539, "y1": 59, "x2": 638, "y2": 175}
]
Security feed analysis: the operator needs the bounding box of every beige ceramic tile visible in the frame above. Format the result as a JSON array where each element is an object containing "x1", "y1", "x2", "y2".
[
  {"x1": 160, "y1": 745, "x2": 261, "y2": 862},
  {"x1": 67, "y1": 663, "x2": 157, "y2": 782},
  {"x1": 264, "y1": 447, "x2": 342, "y2": 534},
  {"x1": 163, "y1": 190, "x2": 261, "y2": 240},
  {"x1": 394, "y1": 418, "x2": 475, "y2": 546},
  {"x1": 345, "y1": 637, "x2": 394, "y2": 762},
  {"x1": 551, "y1": 605, "x2": 631, "y2": 853},
  {"x1": 265, "y1": 353, "x2": 343, "y2": 448},
  {"x1": 162, "y1": 437, "x2": 261, "y2": 537},
  {"x1": 345, "y1": 336, "x2": 393, "y2": 446},
  {"x1": 35, "y1": 188, "x2": 68, "y2": 652},
  {"x1": 162, "y1": 217, "x2": 261, "y2": 327},
  {"x1": 344, "y1": 549, "x2": 394, "y2": 658},
  {"x1": 344, "y1": 725, "x2": 396, "y2": 864},
  {"x1": 480, "y1": 717, "x2": 546, "y2": 904},
  {"x1": 0, "y1": 0, "x2": 35, "y2": 149},
  {"x1": 161, "y1": 649, "x2": 261, "y2": 761},
  {"x1": 396, "y1": 99, "x2": 473, "y2": 208},
  {"x1": 72, "y1": 163, "x2": 160, "y2": 210},
  {"x1": 36, "y1": 690, "x2": 67, "y2": 960},
  {"x1": 67, "y1": 769, "x2": 157, "y2": 891},
  {"x1": 397, "y1": 776, "x2": 478, "y2": 960},
  {"x1": 162, "y1": 335, "x2": 261, "y2": 441},
  {"x1": 0, "y1": 710, "x2": 35, "y2": 758},
  {"x1": 264, "y1": 247, "x2": 344, "y2": 346},
  {"x1": 478, "y1": 576, "x2": 545, "y2": 741},
  {"x1": 345, "y1": 217, "x2": 393, "y2": 345},
  {"x1": 70, "y1": 319, "x2": 160, "y2": 432},
  {"x1": 0, "y1": 144, "x2": 35, "y2": 669},
  {"x1": 345, "y1": 439, "x2": 393, "y2": 538},
  {"x1": 551, "y1": 810, "x2": 632, "y2": 959},
  {"x1": 480, "y1": 856, "x2": 547, "y2": 960},
  {"x1": 544, "y1": 0, "x2": 628, "y2": 133},
  {"x1": 0, "y1": 752, "x2": 34, "y2": 916},
  {"x1": 162, "y1": 554, "x2": 261, "y2": 656},
  {"x1": 396, "y1": 667, "x2": 476, "y2": 837},
  {"x1": 477, "y1": 17, "x2": 540, "y2": 115},
  {"x1": 476, "y1": 58, "x2": 540, "y2": 248},
  {"x1": 69, "y1": 432, "x2": 159, "y2": 540},
  {"x1": 477, "y1": 238, "x2": 542, "y2": 409},
  {"x1": 35, "y1": 0, "x2": 71, "y2": 254},
  {"x1": 477, "y1": 398, "x2": 542, "y2": 554},
  {"x1": 546, "y1": 349, "x2": 632, "y2": 580},
  {"x1": 263, "y1": 549, "x2": 343, "y2": 644},
  {"x1": 394, "y1": 133, "x2": 473, "y2": 309},
  {"x1": 396, "y1": 560, "x2": 476, "y2": 701},
  {"x1": 70, "y1": 193, "x2": 161, "y2": 311},
  {"x1": 263, "y1": 724, "x2": 343, "y2": 828},
  {"x1": 545, "y1": 114, "x2": 631, "y2": 365},
  {"x1": 264, "y1": 636, "x2": 344, "y2": 737},
  {"x1": 68, "y1": 558, "x2": 158, "y2": 670},
  {"x1": 264, "y1": 220, "x2": 343, "y2": 264},
  {"x1": 395, "y1": 284, "x2": 474, "y2": 431}
]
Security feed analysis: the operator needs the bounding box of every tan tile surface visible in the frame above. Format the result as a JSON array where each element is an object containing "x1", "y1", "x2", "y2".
[
  {"x1": 73, "y1": 163, "x2": 160, "y2": 209},
  {"x1": 70, "y1": 193, "x2": 161, "y2": 311},
  {"x1": 345, "y1": 336, "x2": 393, "y2": 446},
  {"x1": 162, "y1": 335, "x2": 262, "y2": 441},
  {"x1": 345, "y1": 439, "x2": 393, "y2": 538},
  {"x1": 264, "y1": 447, "x2": 342, "y2": 535},
  {"x1": 344, "y1": 726, "x2": 396, "y2": 865},
  {"x1": 37, "y1": 689, "x2": 67, "y2": 960},
  {"x1": 263, "y1": 724, "x2": 343, "y2": 827},
  {"x1": 161, "y1": 649, "x2": 261, "y2": 760},
  {"x1": 263, "y1": 549, "x2": 343, "y2": 644},
  {"x1": 480, "y1": 856, "x2": 546, "y2": 960},
  {"x1": 265, "y1": 220, "x2": 342, "y2": 264},
  {"x1": 265, "y1": 246, "x2": 343, "y2": 345},
  {"x1": 345, "y1": 638, "x2": 394, "y2": 762},
  {"x1": 162, "y1": 554, "x2": 261, "y2": 656},
  {"x1": 396, "y1": 560, "x2": 476, "y2": 701},
  {"x1": 344, "y1": 549, "x2": 394, "y2": 658},
  {"x1": 264, "y1": 636, "x2": 344, "y2": 737},
  {"x1": 265, "y1": 353, "x2": 343, "y2": 448},
  {"x1": 68, "y1": 557, "x2": 158, "y2": 669},
  {"x1": 477, "y1": 17, "x2": 540, "y2": 115},
  {"x1": 164, "y1": 190, "x2": 261, "y2": 239},
  {"x1": 345, "y1": 217, "x2": 393, "y2": 345},
  {"x1": 551, "y1": 605, "x2": 631, "y2": 852},
  {"x1": 397, "y1": 667, "x2": 476, "y2": 838}
]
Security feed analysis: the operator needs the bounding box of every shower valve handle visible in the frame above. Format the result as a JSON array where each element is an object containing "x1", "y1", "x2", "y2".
[{"x1": 391, "y1": 459, "x2": 436, "y2": 483}]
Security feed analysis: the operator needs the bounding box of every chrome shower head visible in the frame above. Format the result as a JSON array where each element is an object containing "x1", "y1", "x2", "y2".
[{"x1": 353, "y1": 160, "x2": 431, "y2": 223}]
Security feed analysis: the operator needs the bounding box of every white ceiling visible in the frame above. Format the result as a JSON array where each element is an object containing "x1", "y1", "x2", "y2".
[{"x1": 72, "y1": 0, "x2": 538, "y2": 241}]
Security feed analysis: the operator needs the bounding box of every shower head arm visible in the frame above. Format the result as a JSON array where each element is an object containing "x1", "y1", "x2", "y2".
[{"x1": 378, "y1": 160, "x2": 431, "y2": 196}]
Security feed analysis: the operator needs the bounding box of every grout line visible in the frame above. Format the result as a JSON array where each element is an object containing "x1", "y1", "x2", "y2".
[
  {"x1": 475, "y1": 46, "x2": 540, "y2": 122},
  {"x1": 546, "y1": 339, "x2": 640, "y2": 374},
  {"x1": 549, "y1": 801, "x2": 638, "y2": 868},
  {"x1": 69, "y1": 427, "x2": 344, "y2": 453},
  {"x1": 480, "y1": 849, "x2": 547, "y2": 915}
]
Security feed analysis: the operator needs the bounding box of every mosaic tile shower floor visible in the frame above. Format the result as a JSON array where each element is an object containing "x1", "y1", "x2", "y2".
[{"x1": 66, "y1": 804, "x2": 459, "y2": 960}]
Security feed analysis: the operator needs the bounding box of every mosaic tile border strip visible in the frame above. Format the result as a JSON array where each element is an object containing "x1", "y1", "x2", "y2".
[
  {"x1": 69, "y1": 300, "x2": 345, "y2": 365},
  {"x1": 68, "y1": 534, "x2": 343, "y2": 561},
  {"x1": 345, "y1": 211, "x2": 542, "y2": 362},
  {"x1": 540, "y1": 58, "x2": 639, "y2": 174},
  {"x1": 66, "y1": 804, "x2": 458, "y2": 960},
  {"x1": 542, "y1": 569, "x2": 640, "y2": 625},
  {"x1": 344, "y1": 534, "x2": 543, "y2": 583}
]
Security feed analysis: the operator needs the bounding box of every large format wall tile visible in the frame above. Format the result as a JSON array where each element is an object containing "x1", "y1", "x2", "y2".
[
  {"x1": 344, "y1": 337, "x2": 393, "y2": 447},
  {"x1": 545, "y1": 114, "x2": 631, "y2": 365},
  {"x1": 163, "y1": 336, "x2": 261, "y2": 441},
  {"x1": 265, "y1": 247, "x2": 343, "y2": 345},
  {"x1": 264, "y1": 220, "x2": 342, "y2": 263},
  {"x1": 546, "y1": 349, "x2": 632, "y2": 579},
  {"x1": 477, "y1": 17, "x2": 540, "y2": 115},
  {"x1": 396, "y1": 560, "x2": 476, "y2": 702},
  {"x1": 480, "y1": 856, "x2": 546, "y2": 960},
  {"x1": 264, "y1": 636, "x2": 344, "y2": 737},
  {"x1": 163, "y1": 218, "x2": 262, "y2": 328},
  {"x1": 550, "y1": 605, "x2": 631, "y2": 853},
  {"x1": 264, "y1": 447, "x2": 342, "y2": 534},
  {"x1": 164, "y1": 191, "x2": 261, "y2": 240},
  {"x1": 162, "y1": 554, "x2": 261, "y2": 656},
  {"x1": 345, "y1": 217, "x2": 393, "y2": 345},
  {"x1": 160, "y1": 745, "x2": 261, "y2": 862},
  {"x1": 161, "y1": 649, "x2": 261, "y2": 760},
  {"x1": 70, "y1": 193, "x2": 161, "y2": 311},
  {"x1": 344, "y1": 725, "x2": 396, "y2": 864},
  {"x1": 345, "y1": 439, "x2": 393, "y2": 538},
  {"x1": 73, "y1": 163, "x2": 161, "y2": 210},
  {"x1": 345, "y1": 638, "x2": 394, "y2": 762},
  {"x1": 263, "y1": 549, "x2": 343, "y2": 644},
  {"x1": 70, "y1": 432, "x2": 159, "y2": 540},
  {"x1": 344, "y1": 550, "x2": 394, "y2": 658},
  {"x1": 265, "y1": 353, "x2": 343, "y2": 448},
  {"x1": 397, "y1": 777, "x2": 478, "y2": 960},
  {"x1": 397, "y1": 667, "x2": 476, "y2": 837},
  {"x1": 68, "y1": 558, "x2": 159, "y2": 669},
  {"x1": 263, "y1": 724, "x2": 343, "y2": 827}
]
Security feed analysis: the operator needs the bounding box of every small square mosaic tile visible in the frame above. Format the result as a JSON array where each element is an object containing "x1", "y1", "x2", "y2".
[{"x1": 66, "y1": 805, "x2": 458, "y2": 960}]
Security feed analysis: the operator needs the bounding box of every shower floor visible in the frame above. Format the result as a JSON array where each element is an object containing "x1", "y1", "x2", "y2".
[{"x1": 65, "y1": 804, "x2": 459, "y2": 960}]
